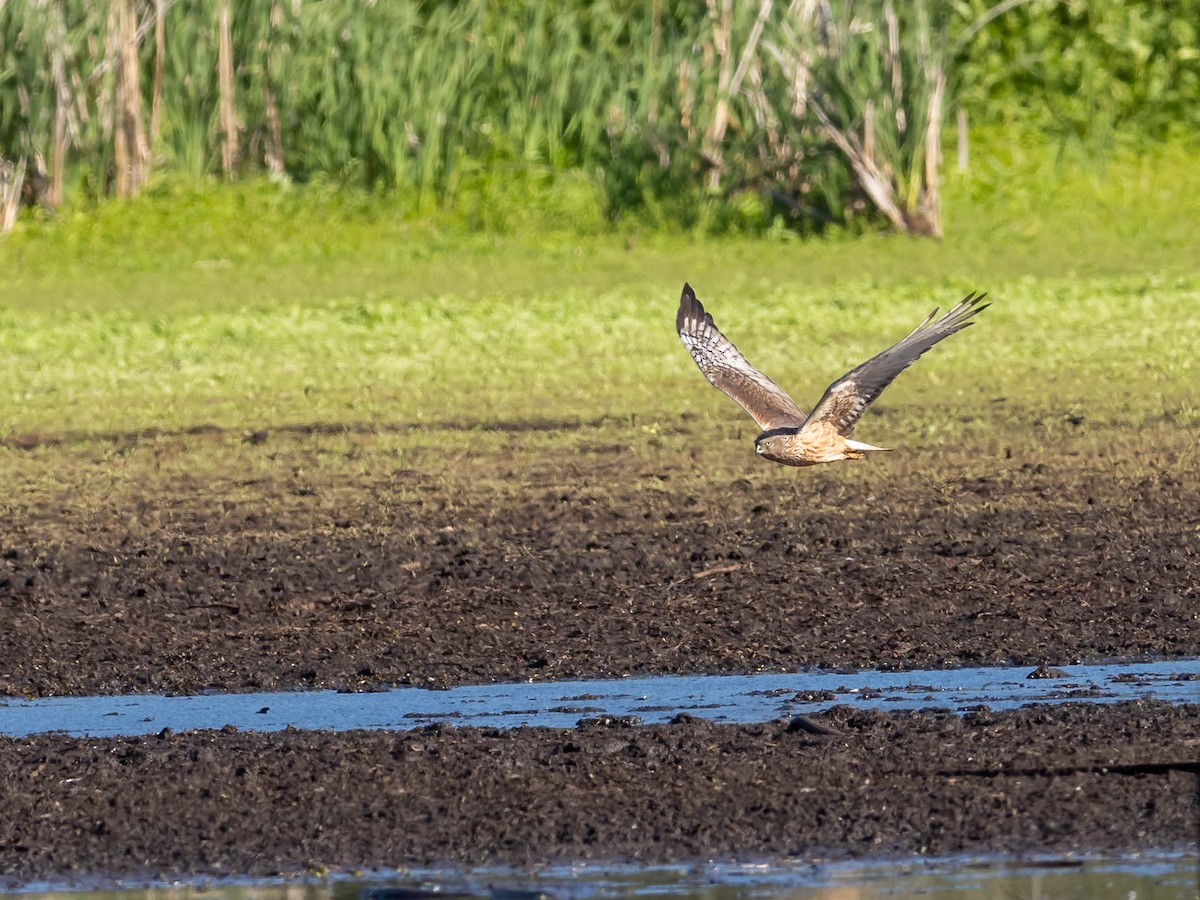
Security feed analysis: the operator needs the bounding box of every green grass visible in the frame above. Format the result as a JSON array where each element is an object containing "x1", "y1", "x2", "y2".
[{"x1": 0, "y1": 134, "x2": 1197, "y2": 487}]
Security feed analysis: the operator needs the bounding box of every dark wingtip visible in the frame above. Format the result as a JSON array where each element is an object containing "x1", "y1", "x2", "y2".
[
  {"x1": 964, "y1": 290, "x2": 991, "y2": 318},
  {"x1": 677, "y1": 282, "x2": 701, "y2": 333},
  {"x1": 946, "y1": 291, "x2": 990, "y2": 327}
]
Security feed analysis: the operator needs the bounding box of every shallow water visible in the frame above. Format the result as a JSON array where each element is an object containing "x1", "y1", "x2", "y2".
[
  {"x1": 8, "y1": 854, "x2": 1199, "y2": 899},
  {"x1": 1, "y1": 658, "x2": 1196, "y2": 739}
]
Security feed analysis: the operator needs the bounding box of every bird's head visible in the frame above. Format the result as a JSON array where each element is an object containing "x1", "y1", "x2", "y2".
[{"x1": 754, "y1": 431, "x2": 790, "y2": 464}]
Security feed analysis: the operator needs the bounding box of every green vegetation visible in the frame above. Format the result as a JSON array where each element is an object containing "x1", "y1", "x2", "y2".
[
  {"x1": 1, "y1": 137, "x2": 1196, "y2": 480},
  {"x1": 4, "y1": 0, "x2": 1198, "y2": 235},
  {"x1": 956, "y1": 0, "x2": 1200, "y2": 143},
  {"x1": 6, "y1": 132, "x2": 1198, "y2": 303}
]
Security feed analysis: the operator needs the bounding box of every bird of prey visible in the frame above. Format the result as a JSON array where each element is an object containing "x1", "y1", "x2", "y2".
[{"x1": 676, "y1": 283, "x2": 988, "y2": 467}]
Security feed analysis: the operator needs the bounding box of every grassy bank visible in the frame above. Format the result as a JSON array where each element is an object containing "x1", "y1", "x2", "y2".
[{"x1": 0, "y1": 138, "x2": 1197, "y2": 488}]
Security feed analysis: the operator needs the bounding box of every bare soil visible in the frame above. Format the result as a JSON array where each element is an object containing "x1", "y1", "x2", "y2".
[
  {"x1": 0, "y1": 424, "x2": 1197, "y2": 884},
  {"x1": 1, "y1": 703, "x2": 1197, "y2": 885}
]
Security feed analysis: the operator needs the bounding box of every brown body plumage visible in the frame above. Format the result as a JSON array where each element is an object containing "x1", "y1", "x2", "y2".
[{"x1": 675, "y1": 283, "x2": 988, "y2": 467}]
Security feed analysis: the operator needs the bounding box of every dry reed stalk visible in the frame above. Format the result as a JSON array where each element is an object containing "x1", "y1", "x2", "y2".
[
  {"x1": 678, "y1": 58, "x2": 694, "y2": 138},
  {"x1": 0, "y1": 156, "x2": 26, "y2": 234},
  {"x1": 704, "y1": 0, "x2": 775, "y2": 188},
  {"x1": 110, "y1": 0, "x2": 148, "y2": 197},
  {"x1": 109, "y1": 0, "x2": 128, "y2": 196},
  {"x1": 773, "y1": 0, "x2": 947, "y2": 236},
  {"x1": 919, "y1": 60, "x2": 945, "y2": 237},
  {"x1": 150, "y1": 0, "x2": 166, "y2": 153},
  {"x1": 263, "y1": 1, "x2": 285, "y2": 175},
  {"x1": 731, "y1": 0, "x2": 778, "y2": 169},
  {"x1": 648, "y1": 0, "x2": 662, "y2": 127},
  {"x1": 703, "y1": 0, "x2": 734, "y2": 185},
  {"x1": 730, "y1": 0, "x2": 775, "y2": 104},
  {"x1": 51, "y1": 104, "x2": 66, "y2": 207},
  {"x1": 780, "y1": 0, "x2": 818, "y2": 118},
  {"x1": 885, "y1": 1, "x2": 901, "y2": 110},
  {"x1": 810, "y1": 98, "x2": 910, "y2": 233},
  {"x1": 263, "y1": 86, "x2": 283, "y2": 175},
  {"x1": 46, "y1": 2, "x2": 72, "y2": 207},
  {"x1": 217, "y1": 0, "x2": 239, "y2": 177}
]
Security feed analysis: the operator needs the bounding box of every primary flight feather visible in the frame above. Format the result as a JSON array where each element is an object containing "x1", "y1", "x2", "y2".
[{"x1": 676, "y1": 283, "x2": 989, "y2": 467}]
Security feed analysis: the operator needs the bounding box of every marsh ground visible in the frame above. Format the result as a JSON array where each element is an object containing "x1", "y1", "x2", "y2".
[
  {"x1": 2, "y1": 703, "x2": 1197, "y2": 885},
  {"x1": 1, "y1": 416, "x2": 1197, "y2": 885},
  {"x1": 0, "y1": 148, "x2": 1198, "y2": 884},
  {"x1": 1, "y1": 422, "x2": 1198, "y2": 698}
]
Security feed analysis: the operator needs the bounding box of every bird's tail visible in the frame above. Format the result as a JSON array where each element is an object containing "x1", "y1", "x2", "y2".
[{"x1": 845, "y1": 438, "x2": 892, "y2": 454}]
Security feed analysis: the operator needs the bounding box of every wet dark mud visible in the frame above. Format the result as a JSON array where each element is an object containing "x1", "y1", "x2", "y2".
[
  {"x1": 0, "y1": 701, "x2": 1196, "y2": 885},
  {"x1": 0, "y1": 425, "x2": 1197, "y2": 885},
  {"x1": 0, "y1": 426, "x2": 1197, "y2": 698}
]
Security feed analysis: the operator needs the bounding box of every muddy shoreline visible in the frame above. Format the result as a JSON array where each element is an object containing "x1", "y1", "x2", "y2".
[
  {"x1": 2, "y1": 438, "x2": 1198, "y2": 699},
  {"x1": 0, "y1": 429, "x2": 1197, "y2": 885},
  {"x1": 1, "y1": 702, "x2": 1197, "y2": 886}
]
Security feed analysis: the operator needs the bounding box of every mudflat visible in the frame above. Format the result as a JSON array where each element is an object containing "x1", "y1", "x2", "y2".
[
  {"x1": 1, "y1": 703, "x2": 1196, "y2": 885},
  {"x1": 2, "y1": 424, "x2": 1197, "y2": 697},
  {"x1": 0, "y1": 423, "x2": 1197, "y2": 884}
]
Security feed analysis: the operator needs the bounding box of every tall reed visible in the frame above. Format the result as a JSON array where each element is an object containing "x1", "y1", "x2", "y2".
[{"x1": 2, "y1": 0, "x2": 1191, "y2": 235}]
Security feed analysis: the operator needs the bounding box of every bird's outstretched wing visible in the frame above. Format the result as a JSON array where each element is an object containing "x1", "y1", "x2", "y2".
[
  {"x1": 676, "y1": 283, "x2": 808, "y2": 431},
  {"x1": 805, "y1": 292, "x2": 989, "y2": 436}
]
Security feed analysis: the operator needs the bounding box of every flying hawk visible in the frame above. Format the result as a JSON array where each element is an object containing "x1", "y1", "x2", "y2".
[{"x1": 676, "y1": 283, "x2": 988, "y2": 467}]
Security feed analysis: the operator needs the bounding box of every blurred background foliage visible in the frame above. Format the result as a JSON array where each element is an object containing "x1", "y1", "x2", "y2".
[
  {"x1": 1, "y1": 0, "x2": 1197, "y2": 237},
  {"x1": 955, "y1": 0, "x2": 1200, "y2": 143}
]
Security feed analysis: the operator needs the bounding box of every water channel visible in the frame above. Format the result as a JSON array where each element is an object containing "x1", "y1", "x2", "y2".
[
  {"x1": 4, "y1": 659, "x2": 1195, "y2": 897},
  {"x1": 2, "y1": 658, "x2": 1196, "y2": 739},
  {"x1": 9, "y1": 853, "x2": 1199, "y2": 899}
]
